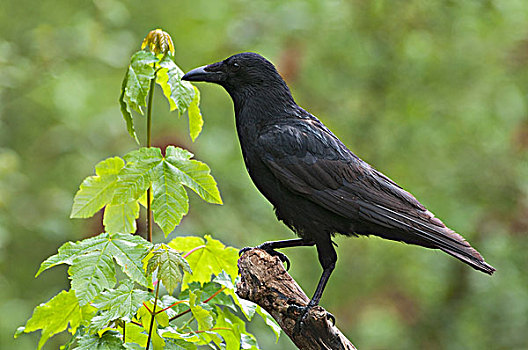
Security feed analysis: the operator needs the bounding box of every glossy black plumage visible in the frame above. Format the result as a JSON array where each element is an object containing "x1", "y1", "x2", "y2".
[{"x1": 183, "y1": 52, "x2": 495, "y2": 312}]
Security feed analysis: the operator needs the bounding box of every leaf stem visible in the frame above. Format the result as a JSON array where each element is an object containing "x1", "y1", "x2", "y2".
[
  {"x1": 146, "y1": 69, "x2": 156, "y2": 243},
  {"x1": 156, "y1": 300, "x2": 186, "y2": 315},
  {"x1": 186, "y1": 327, "x2": 232, "y2": 334},
  {"x1": 168, "y1": 286, "x2": 225, "y2": 322},
  {"x1": 146, "y1": 280, "x2": 161, "y2": 350},
  {"x1": 168, "y1": 305, "x2": 192, "y2": 322},
  {"x1": 183, "y1": 245, "x2": 206, "y2": 259},
  {"x1": 143, "y1": 301, "x2": 153, "y2": 314}
]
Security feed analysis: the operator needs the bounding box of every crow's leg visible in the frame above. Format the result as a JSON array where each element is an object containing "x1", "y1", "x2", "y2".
[
  {"x1": 291, "y1": 236, "x2": 337, "y2": 334},
  {"x1": 239, "y1": 238, "x2": 315, "y2": 270}
]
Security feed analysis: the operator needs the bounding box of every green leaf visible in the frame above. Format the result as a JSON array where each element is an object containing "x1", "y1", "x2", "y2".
[
  {"x1": 164, "y1": 146, "x2": 222, "y2": 204},
  {"x1": 71, "y1": 157, "x2": 125, "y2": 218},
  {"x1": 214, "y1": 272, "x2": 256, "y2": 320},
  {"x1": 145, "y1": 244, "x2": 192, "y2": 294},
  {"x1": 151, "y1": 161, "x2": 189, "y2": 235},
  {"x1": 122, "y1": 51, "x2": 157, "y2": 115},
  {"x1": 188, "y1": 86, "x2": 203, "y2": 142},
  {"x1": 103, "y1": 201, "x2": 139, "y2": 234},
  {"x1": 123, "y1": 323, "x2": 148, "y2": 347},
  {"x1": 89, "y1": 280, "x2": 151, "y2": 331},
  {"x1": 118, "y1": 50, "x2": 157, "y2": 143},
  {"x1": 69, "y1": 248, "x2": 117, "y2": 306},
  {"x1": 255, "y1": 306, "x2": 281, "y2": 342},
  {"x1": 22, "y1": 290, "x2": 96, "y2": 350},
  {"x1": 37, "y1": 233, "x2": 151, "y2": 298},
  {"x1": 214, "y1": 307, "x2": 259, "y2": 350},
  {"x1": 114, "y1": 146, "x2": 221, "y2": 236},
  {"x1": 179, "y1": 280, "x2": 236, "y2": 313},
  {"x1": 37, "y1": 234, "x2": 113, "y2": 277},
  {"x1": 162, "y1": 329, "x2": 222, "y2": 347},
  {"x1": 107, "y1": 233, "x2": 152, "y2": 287},
  {"x1": 61, "y1": 326, "x2": 84, "y2": 350},
  {"x1": 75, "y1": 330, "x2": 126, "y2": 350},
  {"x1": 103, "y1": 146, "x2": 222, "y2": 236},
  {"x1": 168, "y1": 235, "x2": 237, "y2": 287},
  {"x1": 157, "y1": 54, "x2": 195, "y2": 115},
  {"x1": 158, "y1": 327, "x2": 201, "y2": 344},
  {"x1": 119, "y1": 76, "x2": 139, "y2": 144},
  {"x1": 163, "y1": 339, "x2": 198, "y2": 350},
  {"x1": 240, "y1": 333, "x2": 259, "y2": 350},
  {"x1": 189, "y1": 290, "x2": 214, "y2": 331},
  {"x1": 112, "y1": 147, "x2": 163, "y2": 204},
  {"x1": 214, "y1": 271, "x2": 279, "y2": 339}
]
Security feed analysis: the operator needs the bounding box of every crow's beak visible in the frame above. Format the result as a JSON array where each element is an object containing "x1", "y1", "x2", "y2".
[{"x1": 182, "y1": 65, "x2": 224, "y2": 83}]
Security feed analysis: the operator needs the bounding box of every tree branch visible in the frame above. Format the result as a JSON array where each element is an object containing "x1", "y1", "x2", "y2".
[{"x1": 236, "y1": 249, "x2": 357, "y2": 350}]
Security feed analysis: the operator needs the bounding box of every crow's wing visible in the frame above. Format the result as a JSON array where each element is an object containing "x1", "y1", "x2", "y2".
[
  {"x1": 256, "y1": 120, "x2": 425, "y2": 221},
  {"x1": 256, "y1": 120, "x2": 494, "y2": 274}
]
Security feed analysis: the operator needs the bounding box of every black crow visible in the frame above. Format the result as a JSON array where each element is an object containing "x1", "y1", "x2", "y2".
[{"x1": 182, "y1": 52, "x2": 495, "y2": 322}]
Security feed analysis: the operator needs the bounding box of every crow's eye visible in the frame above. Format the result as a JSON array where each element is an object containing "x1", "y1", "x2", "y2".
[{"x1": 232, "y1": 62, "x2": 240, "y2": 71}]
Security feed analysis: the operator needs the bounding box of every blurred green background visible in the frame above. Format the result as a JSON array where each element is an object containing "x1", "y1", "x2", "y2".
[{"x1": 2, "y1": 0, "x2": 527, "y2": 349}]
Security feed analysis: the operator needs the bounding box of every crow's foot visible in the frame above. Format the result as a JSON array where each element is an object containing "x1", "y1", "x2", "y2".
[
  {"x1": 258, "y1": 242, "x2": 291, "y2": 270},
  {"x1": 289, "y1": 304, "x2": 335, "y2": 336}
]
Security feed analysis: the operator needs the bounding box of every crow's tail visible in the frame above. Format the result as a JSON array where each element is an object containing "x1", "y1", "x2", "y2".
[
  {"x1": 358, "y1": 201, "x2": 496, "y2": 275},
  {"x1": 439, "y1": 244, "x2": 495, "y2": 275}
]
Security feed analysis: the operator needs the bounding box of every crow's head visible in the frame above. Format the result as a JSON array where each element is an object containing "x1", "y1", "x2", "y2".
[{"x1": 182, "y1": 52, "x2": 287, "y2": 96}]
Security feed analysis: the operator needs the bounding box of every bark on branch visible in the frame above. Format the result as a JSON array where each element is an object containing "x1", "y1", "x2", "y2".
[{"x1": 236, "y1": 249, "x2": 357, "y2": 350}]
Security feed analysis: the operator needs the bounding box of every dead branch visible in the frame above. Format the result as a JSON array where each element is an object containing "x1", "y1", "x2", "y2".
[{"x1": 236, "y1": 249, "x2": 357, "y2": 350}]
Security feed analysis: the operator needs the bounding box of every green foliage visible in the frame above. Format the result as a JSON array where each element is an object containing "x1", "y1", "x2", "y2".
[
  {"x1": 17, "y1": 29, "x2": 279, "y2": 350},
  {"x1": 122, "y1": 51, "x2": 158, "y2": 116},
  {"x1": 188, "y1": 87, "x2": 204, "y2": 142},
  {"x1": 71, "y1": 146, "x2": 221, "y2": 237},
  {"x1": 188, "y1": 290, "x2": 214, "y2": 331},
  {"x1": 69, "y1": 248, "x2": 117, "y2": 306},
  {"x1": 89, "y1": 281, "x2": 151, "y2": 331},
  {"x1": 70, "y1": 157, "x2": 125, "y2": 219},
  {"x1": 18, "y1": 290, "x2": 96, "y2": 349},
  {"x1": 103, "y1": 201, "x2": 140, "y2": 234},
  {"x1": 76, "y1": 331, "x2": 127, "y2": 350},
  {"x1": 168, "y1": 235, "x2": 238, "y2": 286},
  {"x1": 144, "y1": 244, "x2": 192, "y2": 294},
  {"x1": 23, "y1": 233, "x2": 279, "y2": 349},
  {"x1": 157, "y1": 54, "x2": 195, "y2": 116},
  {"x1": 119, "y1": 47, "x2": 199, "y2": 144},
  {"x1": 38, "y1": 232, "x2": 152, "y2": 289}
]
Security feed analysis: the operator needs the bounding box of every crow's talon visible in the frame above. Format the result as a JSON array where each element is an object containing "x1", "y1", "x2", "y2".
[
  {"x1": 326, "y1": 311, "x2": 335, "y2": 325},
  {"x1": 287, "y1": 304, "x2": 310, "y2": 336},
  {"x1": 288, "y1": 304, "x2": 335, "y2": 335},
  {"x1": 258, "y1": 246, "x2": 290, "y2": 270},
  {"x1": 239, "y1": 246, "x2": 252, "y2": 256}
]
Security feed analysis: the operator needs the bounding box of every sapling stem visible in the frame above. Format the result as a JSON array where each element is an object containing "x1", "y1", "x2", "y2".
[
  {"x1": 146, "y1": 279, "x2": 161, "y2": 350},
  {"x1": 146, "y1": 69, "x2": 156, "y2": 243}
]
